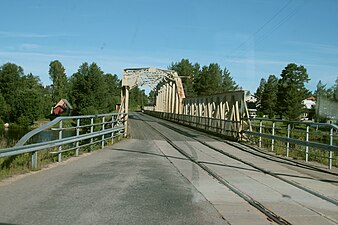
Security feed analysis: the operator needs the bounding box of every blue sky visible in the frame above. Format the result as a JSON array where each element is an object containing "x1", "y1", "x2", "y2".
[{"x1": 1, "y1": 0, "x2": 337, "y2": 94}]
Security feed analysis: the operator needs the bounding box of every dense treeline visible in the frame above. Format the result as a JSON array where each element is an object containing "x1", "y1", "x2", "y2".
[
  {"x1": 255, "y1": 63, "x2": 338, "y2": 121},
  {"x1": 255, "y1": 63, "x2": 311, "y2": 120},
  {"x1": 0, "y1": 63, "x2": 51, "y2": 127},
  {"x1": 2, "y1": 58, "x2": 334, "y2": 127},
  {"x1": 168, "y1": 59, "x2": 240, "y2": 98},
  {"x1": 0, "y1": 61, "x2": 148, "y2": 128},
  {"x1": 50, "y1": 60, "x2": 146, "y2": 114}
]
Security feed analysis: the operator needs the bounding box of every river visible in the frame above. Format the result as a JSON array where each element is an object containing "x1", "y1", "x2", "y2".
[{"x1": 0, "y1": 128, "x2": 75, "y2": 148}]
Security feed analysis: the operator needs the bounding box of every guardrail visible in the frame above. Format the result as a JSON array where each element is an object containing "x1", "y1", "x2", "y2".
[
  {"x1": 145, "y1": 111, "x2": 241, "y2": 140},
  {"x1": 0, "y1": 112, "x2": 127, "y2": 169},
  {"x1": 241, "y1": 118, "x2": 338, "y2": 169},
  {"x1": 146, "y1": 111, "x2": 338, "y2": 169}
]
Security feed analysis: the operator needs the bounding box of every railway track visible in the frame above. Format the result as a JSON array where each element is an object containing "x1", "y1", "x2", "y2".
[{"x1": 135, "y1": 113, "x2": 338, "y2": 225}]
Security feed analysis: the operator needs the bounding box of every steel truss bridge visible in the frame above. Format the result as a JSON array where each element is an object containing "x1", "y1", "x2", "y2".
[
  {"x1": 120, "y1": 67, "x2": 250, "y2": 139},
  {"x1": 120, "y1": 67, "x2": 338, "y2": 169}
]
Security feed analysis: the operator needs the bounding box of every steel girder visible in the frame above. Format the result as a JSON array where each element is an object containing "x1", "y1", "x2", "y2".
[{"x1": 182, "y1": 91, "x2": 251, "y2": 136}]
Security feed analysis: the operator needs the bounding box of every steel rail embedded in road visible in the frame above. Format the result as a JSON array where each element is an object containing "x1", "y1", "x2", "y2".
[
  {"x1": 139, "y1": 114, "x2": 292, "y2": 225},
  {"x1": 145, "y1": 110, "x2": 338, "y2": 169}
]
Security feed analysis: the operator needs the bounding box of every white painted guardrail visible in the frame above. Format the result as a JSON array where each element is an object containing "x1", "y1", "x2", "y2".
[{"x1": 0, "y1": 112, "x2": 127, "y2": 169}]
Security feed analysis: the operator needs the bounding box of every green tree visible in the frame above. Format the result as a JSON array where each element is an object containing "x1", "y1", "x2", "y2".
[
  {"x1": 254, "y1": 78, "x2": 266, "y2": 116},
  {"x1": 129, "y1": 87, "x2": 147, "y2": 111},
  {"x1": 222, "y1": 67, "x2": 240, "y2": 92},
  {"x1": 104, "y1": 73, "x2": 121, "y2": 111},
  {"x1": 0, "y1": 93, "x2": 10, "y2": 124},
  {"x1": 69, "y1": 62, "x2": 111, "y2": 115},
  {"x1": 261, "y1": 75, "x2": 278, "y2": 118},
  {"x1": 13, "y1": 73, "x2": 49, "y2": 126},
  {"x1": 0, "y1": 63, "x2": 52, "y2": 126},
  {"x1": 314, "y1": 80, "x2": 327, "y2": 98},
  {"x1": 276, "y1": 63, "x2": 310, "y2": 120},
  {"x1": 334, "y1": 77, "x2": 338, "y2": 101},
  {"x1": 148, "y1": 90, "x2": 156, "y2": 105},
  {"x1": 169, "y1": 59, "x2": 200, "y2": 97},
  {"x1": 49, "y1": 60, "x2": 68, "y2": 103},
  {"x1": 195, "y1": 63, "x2": 223, "y2": 96},
  {"x1": 0, "y1": 63, "x2": 23, "y2": 122}
]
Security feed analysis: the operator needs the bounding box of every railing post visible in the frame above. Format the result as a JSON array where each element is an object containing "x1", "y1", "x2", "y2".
[
  {"x1": 75, "y1": 118, "x2": 80, "y2": 156},
  {"x1": 329, "y1": 127, "x2": 333, "y2": 169},
  {"x1": 305, "y1": 125, "x2": 309, "y2": 162},
  {"x1": 111, "y1": 115, "x2": 115, "y2": 144},
  {"x1": 58, "y1": 120, "x2": 63, "y2": 162},
  {"x1": 118, "y1": 114, "x2": 122, "y2": 141},
  {"x1": 31, "y1": 151, "x2": 38, "y2": 169},
  {"x1": 286, "y1": 123, "x2": 291, "y2": 158},
  {"x1": 101, "y1": 116, "x2": 105, "y2": 149},
  {"x1": 90, "y1": 117, "x2": 94, "y2": 151},
  {"x1": 259, "y1": 120, "x2": 262, "y2": 148},
  {"x1": 271, "y1": 121, "x2": 275, "y2": 151}
]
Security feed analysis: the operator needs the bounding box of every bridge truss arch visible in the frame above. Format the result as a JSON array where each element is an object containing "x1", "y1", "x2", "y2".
[
  {"x1": 120, "y1": 67, "x2": 250, "y2": 139},
  {"x1": 120, "y1": 67, "x2": 186, "y2": 136}
]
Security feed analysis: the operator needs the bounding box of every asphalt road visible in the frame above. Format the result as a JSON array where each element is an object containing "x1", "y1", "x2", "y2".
[
  {"x1": 1, "y1": 112, "x2": 337, "y2": 225},
  {"x1": 0, "y1": 113, "x2": 228, "y2": 225}
]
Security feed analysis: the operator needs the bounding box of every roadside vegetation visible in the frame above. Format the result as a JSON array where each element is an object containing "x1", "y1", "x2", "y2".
[
  {"x1": 254, "y1": 63, "x2": 338, "y2": 121},
  {"x1": 247, "y1": 119, "x2": 338, "y2": 167},
  {"x1": 0, "y1": 61, "x2": 147, "y2": 129}
]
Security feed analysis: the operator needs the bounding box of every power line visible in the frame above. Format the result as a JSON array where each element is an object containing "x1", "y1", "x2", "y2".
[
  {"x1": 229, "y1": 0, "x2": 299, "y2": 58},
  {"x1": 229, "y1": 0, "x2": 293, "y2": 57}
]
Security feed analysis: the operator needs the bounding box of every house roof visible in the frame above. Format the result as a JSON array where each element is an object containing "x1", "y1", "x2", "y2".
[
  {"x1": 54, "y1": 99, "x2": 73, "y2": 110},
  {"x1": 306, "y1": 96, "x2": 316, "y2": 101}
]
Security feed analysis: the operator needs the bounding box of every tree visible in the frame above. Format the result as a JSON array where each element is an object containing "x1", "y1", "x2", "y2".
[
  {"x1": 69, "y1": 62, "x2": 113, "y2": 115},
  {"x1": 261, "y1": 75, "x2": 278, "y2": 118},
  {"x1": 254, "y1": 78, "x2": 266, "y2": 116},
  {"x1": 169, "y1": 59, "x2": 200, "y2": 97},
  {"x1": 104, "y1": 73, "x2": 121, "y2": 111},
  {"x1": 194, "y1": 63, "x2": 223, "y2": 96},
  {"x1": 129, "y1": 87, "x2": 147, "y2": 110},
  {"x1": 148, "y1": 90, "x2": 156, "y2": 105},
  {"x1": 334, "y1": 77, "x2": 338, "y2": 101},
  {"x1": 0, "y1": 63, "x2": 23, "y2": 120},
  {"x1": 12, "y1": 73, "x2": 50, "y2": 126},
  {"x1": 314, "y1": 80, "x2": 327, "y2": 98},
  {"x1": 276, "y1": 63, "x2": 310, "y2": 120},
  {"x1": 49, "y1": 60, "x2": 68, "y2": 103},
  {"x1": 222, "y1": 67, "x2": 240, "y2": 92},
  {"x1": 0, "y1": 93, "x2": 10, "y2": 124}
]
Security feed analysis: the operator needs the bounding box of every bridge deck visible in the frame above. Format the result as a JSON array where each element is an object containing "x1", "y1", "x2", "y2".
[{"x1": 0, "y1": 112, "x2": 337, "y2": 225}]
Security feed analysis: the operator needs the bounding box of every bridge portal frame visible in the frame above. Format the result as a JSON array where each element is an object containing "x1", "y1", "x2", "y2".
[{"x1": 120, "y1": 67, "x2": 185, "y2": 136}]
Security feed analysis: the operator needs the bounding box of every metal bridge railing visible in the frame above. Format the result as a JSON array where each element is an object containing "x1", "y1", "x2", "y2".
[
  {"x1": 0, "y1": 112, "x2": 127, "y2": 169},
  {"x1": 145, "y1": 111, "x2": 242, "y2": 140},
  {"x1": 242, "y1": 118, "x2": 338, "y2": 169},
  {"x1": 146, "y1": 111, "x2": 338, "y2": 169}
]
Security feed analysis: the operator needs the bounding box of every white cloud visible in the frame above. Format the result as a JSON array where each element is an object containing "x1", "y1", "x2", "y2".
[
  {"x1": 20, "y1": 43, "x2": 40, "y2": 50},
  {"x1": 0, "y1": 31, "x2": 69, "y2": 38}
]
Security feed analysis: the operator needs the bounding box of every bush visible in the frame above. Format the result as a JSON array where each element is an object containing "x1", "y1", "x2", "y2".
[{"x1": 17, "y1": 115, "x2": 33, "y2": 128}]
